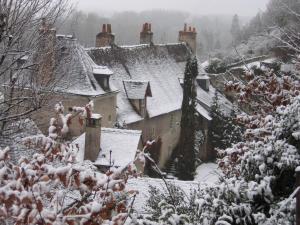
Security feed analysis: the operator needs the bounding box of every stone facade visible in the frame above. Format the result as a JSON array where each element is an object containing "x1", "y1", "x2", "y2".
[
  {"x1": 85, "y1": 114, "x2": 102, "y2": 161},
  {"x1": 32, "y1": 92, "x2": 117, "y2": 137},
  {"x1": 96, "y1": 24, "x2": 115, "y2": 47},
  {"x1": 178, "y1": 23, "x2": 197, "y2": 54},
  {"x1": 128, "y1": 110, "x2": 182, "y2": 168},
  {"x1": 35, "y1": 19, "x2": 56, "y2": 85},
  {"x1": 140, "y1": 23, "x2": 153, "y2": 44}
]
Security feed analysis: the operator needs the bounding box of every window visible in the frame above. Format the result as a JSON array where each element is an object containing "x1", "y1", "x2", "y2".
[{"x1": 108, "y1": 115, "x2": 112, "y2": 121}]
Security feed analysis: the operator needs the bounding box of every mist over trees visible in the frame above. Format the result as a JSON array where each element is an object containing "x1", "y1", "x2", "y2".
[
  {"x1": 58, "y1": 10, "x2": 250, "y2": 58},
  {"x1": 237, "y1": 0, "x2": 300, "y2": 43}
]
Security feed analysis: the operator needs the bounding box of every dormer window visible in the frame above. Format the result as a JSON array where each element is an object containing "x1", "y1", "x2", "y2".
[
  {"x1": 123, "y1": 80, "x2": 152, "y2": 118},
  {"x1": 93, "y1": 66, "x2": 113, "y2": 91},
  {"x1": 196, "y1": 74, "x2": 210, "y2": 92}
]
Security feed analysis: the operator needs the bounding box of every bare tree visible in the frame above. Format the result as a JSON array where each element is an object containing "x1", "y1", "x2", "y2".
[
  {"x1": 263, "y1": 0, "x2": 300, "y2": 54},
  {"x1": 0, "y1": 0, "x2": 70, "y2": 134}
]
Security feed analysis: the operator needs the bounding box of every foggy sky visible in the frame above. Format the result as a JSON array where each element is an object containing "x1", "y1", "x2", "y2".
[{"x1": 71, "y1": 0, "x2": 270, "y2": 16}]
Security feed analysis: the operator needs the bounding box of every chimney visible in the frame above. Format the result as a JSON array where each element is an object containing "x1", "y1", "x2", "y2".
[
  {"x1": 140, "y1": 22, "x2": 153, "y2": 45},
  {"x1": 84, "y1": 113, "x2": 102, "y2": 161},
  {"x1": 102, "y1": 24, "x2": 107, "y2": 33},
  {"x1": 178, "y1": 23, "x2": 197, "y2": 54},
  {"x1": 36, "y1": 18, "x2": 56, "y2": 85},
  {"x1": 96, "y1": 24, "x2": 115, "y2": 47},
  {"x1": 107, "y1": 24, "x2": 112, "y2": 33}
]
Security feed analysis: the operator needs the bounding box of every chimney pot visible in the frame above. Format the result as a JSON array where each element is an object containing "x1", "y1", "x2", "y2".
[
  {"x1": 102, "y1": 24, "x2": 107, "y2": 33},
  {"x1": 107, "y1": 24, "x2": 112, "y2": 33},
  {"x1": 184, "y1": 23, "x2": 187, "y2": 32},
  {"x1": 142, "y1": 23, "x2": 145, "y2": 32},
  {"x1": 140, "y1": 22, "x2": 153, "y2": 44},
  {"x1": 178, "y1": 23, "x2": 197, "y2": 54},
  {"x1": 84, "y1": 113, "x2": 102, "y2": 161},
  {"x1": 96, "y1": 24, "x2": 115, "y2": 47}
]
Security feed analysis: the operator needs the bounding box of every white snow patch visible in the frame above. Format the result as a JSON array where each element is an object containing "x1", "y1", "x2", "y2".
[{"x1": 194, "y1": 163, "x2": 220, "y2": 184}]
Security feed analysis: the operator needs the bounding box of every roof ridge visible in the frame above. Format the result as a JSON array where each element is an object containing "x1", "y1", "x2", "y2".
[{"x1": 102, "y1": 127, "x2": 142, "y2": 135}]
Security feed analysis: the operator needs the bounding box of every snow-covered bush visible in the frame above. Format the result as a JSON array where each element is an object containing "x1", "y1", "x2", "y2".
[
  {"x1": 209, "y1": 92, "x2": 244, "y2": 151},
  {"x1": 205, "y1": 58, "x2": 227, "y2": 74},
  {"x1": 144, "y1": 69, "x2": 299, "y2": 225},
  {"x1": 0, "y1": 102, "x2": 142, "y2": 224}
]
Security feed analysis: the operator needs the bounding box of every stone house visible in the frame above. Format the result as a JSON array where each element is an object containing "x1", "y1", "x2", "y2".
[
  {"x1": 86, "y1": 23, "x2": 233, "y2": 167},
  {"x1": 31, "y1": 27, "x2": 119, "y2": 137},
  {"x1": 13, "y1": 22, "x2": 232, "y2": 170}
]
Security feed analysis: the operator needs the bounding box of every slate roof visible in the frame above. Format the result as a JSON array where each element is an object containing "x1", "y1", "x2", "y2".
[
  {"x1": 74, "y1": 128, "x2": 142, "y2": 168},
  {"x1": 123, "y1": 80, "x2": 152, "y2": 99},
  {"x1": 9, "y1": 35, "x2": 118, "y2": 97},
  {"x1": 87, "y1": 43, "x2": 191, "y2": 123},
  {"x1": 196, "y1": 85, "x2": 233, "y2": 116},
  {"x1": 87, "y1": 43, "x2": 232, "y2": 123},
  {"x1": 53, "y1": 36, "x2": 118, "y2": 96}
]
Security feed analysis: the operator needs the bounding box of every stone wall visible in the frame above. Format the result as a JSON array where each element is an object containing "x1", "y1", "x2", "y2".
[
  {"x1": 178, "y1": 24, "x2": 197, "y2": 54},
  {"x1": 32, "y1": 92, "x2": 117, "y2": 137},
  {"x1": 128, "y1": 110, "x2": 182, "y2": 168}
]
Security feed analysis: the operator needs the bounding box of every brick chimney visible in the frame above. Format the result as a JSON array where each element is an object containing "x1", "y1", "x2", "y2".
[
  {"x1": 36, "y1": 18, "x2": 56, "y2": 84},
  {"x1": 178, "y1": 23, "x2": 197, "y2": 54},
  {"x1": 96, "y1": 24, "x2": 115, "y2": 47},
  {"x1": 84, "y1": 114, "x2": 102, "y2": 161},
  {"x1": 140, "y1": 22, "x2": 153, "y2": 45}
]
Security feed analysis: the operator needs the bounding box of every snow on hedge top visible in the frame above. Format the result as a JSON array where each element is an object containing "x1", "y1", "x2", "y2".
[
  {"x1": 127, "y1": 177, "x2": 205, "y2": 214},
  {"x1": 87, "y1": 43, "x2": 190, "y2": 123},
  {"x1": 73, "y1": 128, "x2": 141, "y2": 167},
  {"x1": 194, "y1": 163, "x2": 221, "y2": 183}
]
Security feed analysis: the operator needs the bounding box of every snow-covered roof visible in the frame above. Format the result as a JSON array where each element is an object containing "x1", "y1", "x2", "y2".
[
  {"x1": 123, "y1": 80, "x2": 152, "y2": 100},
  {"x1": 196, "y1": 104, "x2": 212, "y2": 121},
  {"x1": 92, "y1": 65, "x2": 113, "y2": 76},
  {"x1": 11, "y1": 36, "x2": 119, "y2": 97},
  {"x1": 197, "y1": 74, "x2": 210, "y2": 80},
  {"x1": 73, "y1": 128, "x2": 142, "y2": 168},
  {"x1": 86, "y1": 43, "x2": 233, "y2": 123},
  {"x1": 52, "y1": 37, "x2": 118, "y2": 96},
  {"x1": 87, "y1": 43, "x2": 191, "y2": 123},
  {"x1": 196, "y1": 85, "x2": 233, "y2": 116}
]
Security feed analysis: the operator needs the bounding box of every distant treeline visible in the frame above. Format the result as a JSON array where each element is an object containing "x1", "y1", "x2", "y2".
[{"x1": 57, "y1": 10, "x2": 251, "y2": 58}]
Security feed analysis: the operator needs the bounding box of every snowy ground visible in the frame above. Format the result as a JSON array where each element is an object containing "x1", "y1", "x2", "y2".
[
  {"x1": 194, "y1": 162, "x2": 221, "y2": 183},
  {"x1": 127, "y1": 177, "x2": 201, "y2": 214},
  {"x1": 127, "y1": 163, "x2": 221, "y2": 214}
]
